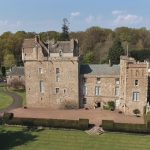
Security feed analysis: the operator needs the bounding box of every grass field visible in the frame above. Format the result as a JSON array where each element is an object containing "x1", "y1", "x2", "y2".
[
  {"x1": 7, "y1": 87, "x2": 26, "y2": 105},
  {"x1": 0, "y1": 85, "x2": 13, "y2": 109},
  {"x1": 1, "y1": 126, "x2": 150, "y2": 150}
]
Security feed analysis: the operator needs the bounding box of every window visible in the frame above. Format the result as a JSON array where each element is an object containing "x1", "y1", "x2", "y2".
[
  {"x1": 64, "y1": 89, "x2": 66, "y2": 94},
  {"x1": 97, "y1": 78, "x2": 101, "y2": 84},
  {"x1": 133, "y1": 92, "x2": 140, "y2": 101},
  {"x1": 39, "y1": 68, "x2": 43, "y2": 74},
  {"x1": 56, "y1": 68, "x2": 60, "y2": 74},
  {"x1": 19, "y1": 76, "x2": 21, "y2": 80},
  {"x1": 115, "y1": 78, "x2": 120, "y2": 85},
  {"x1": 83, "y1": 77, "x2": 87, "y2": 83},
  {"x1": 95, "y1": 86, "x2": 100, "y2": 96},
  {"x1": 135, "y1": 80, "x2": 139, "y2": 86},
  {"x1": 83, "y1": 98, "x2": 87, "y2": 104},
  {"x1": 115, "y1": 87, "x2": 119, "y2": 96},
  {"x1": 56, "y1": 88, "x2": 59, "y2": 94},
  {"x1": 56, "y1": 75, "x2": 60, "y2": 82},
  {"x1": 40, "y1": 81, "x2": 44, "y2": 93},
  {"x1": 136, "y1": 70, "x2": 139, "y2": 76},
  {"x1": 83, "y1": 85, "x2": 87, "y2": 95},
  {"x1": 56, "y1": 68, "x2": 60, "y2": 82}
]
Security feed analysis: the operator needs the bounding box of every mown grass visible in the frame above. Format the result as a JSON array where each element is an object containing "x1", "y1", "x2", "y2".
[
  {"x1": 1, "y1": 126, "x2": 150, "y2": 150},
  {"x1": 0, "y1": 85, "x2": 13, "y2": 109},
  {"x1": 7, "y1": 87, "x2": 26, "y2": 106}
]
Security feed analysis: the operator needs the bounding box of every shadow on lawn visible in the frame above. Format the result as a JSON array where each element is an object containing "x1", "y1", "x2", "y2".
[{"x1": 0, "y1": 128, "x2": 37, "y2": 150}]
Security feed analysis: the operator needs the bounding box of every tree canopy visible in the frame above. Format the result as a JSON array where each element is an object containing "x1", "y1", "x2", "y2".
[{"x1": 0, "y1": 26, "x2": 150, "y2": 66}]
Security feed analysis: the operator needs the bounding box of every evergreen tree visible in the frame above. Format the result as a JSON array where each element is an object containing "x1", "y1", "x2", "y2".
[
  {"x1": 108, "y1": 38, "x2": 125, "y2": 65},
  {"x1": 60, "y1": 18, "x2": 70, "y2": 41},
  {"x1": 1, "y1": 66, "x2": 6, "y2": 77}
]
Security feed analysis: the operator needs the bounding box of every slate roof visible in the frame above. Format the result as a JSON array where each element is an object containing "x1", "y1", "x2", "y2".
[
  {"x1": 80, "y1": 64, "x2": 120, "y2": 76},
  {"x1": 49, "y1": 41, "x2": 72, "y2": 53},
  {"x1": 22, "y1": 37, "x2": 77, "y2": 54},
  {"x1": 8, "y1": 66, "x2": 24, "y2": 76},
  {"x1": 22, "y1": 39, "x2": 36, "y2": 48}
]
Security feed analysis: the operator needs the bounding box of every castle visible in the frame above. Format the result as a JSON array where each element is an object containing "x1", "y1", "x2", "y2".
[{"x1": 22, "y1": 36, "x2": 149, "y2": 115}]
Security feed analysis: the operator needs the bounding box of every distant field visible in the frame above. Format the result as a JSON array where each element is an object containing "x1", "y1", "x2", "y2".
[{"x1": 1, "y1": 126, "x2": 150, "y2": 150}]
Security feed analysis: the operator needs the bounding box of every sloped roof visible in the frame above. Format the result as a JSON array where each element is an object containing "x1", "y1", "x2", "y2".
[
  {"x1": 22, "y1": 38, "x2": 36, "y2": 48},
  {"x1": 80, "y1": 64, "x2": 120, "y2": 76},
  {"x1": 49, "y1": 41, "x2": 72, "y2": 53},
  {"x1": 8, "y1": 66, "x2": 24, "y2": 76}
]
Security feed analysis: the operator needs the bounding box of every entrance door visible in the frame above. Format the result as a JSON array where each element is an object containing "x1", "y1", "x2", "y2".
[{"x1": 97, "y1": 102, "x2": 101, "y2": 108}]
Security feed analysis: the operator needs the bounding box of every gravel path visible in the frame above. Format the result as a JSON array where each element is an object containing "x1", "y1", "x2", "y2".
[
  {"x1": 0, "y1": 86, "x2": 23, "y2": 113},
  {"x1": 10, "y1": 108, "x2": 144, "y2": 126}
]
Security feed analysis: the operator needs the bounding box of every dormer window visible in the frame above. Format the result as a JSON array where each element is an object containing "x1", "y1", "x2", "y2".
[{"x1": 97, "y1": 78, "x2": 101, "y2": 84}]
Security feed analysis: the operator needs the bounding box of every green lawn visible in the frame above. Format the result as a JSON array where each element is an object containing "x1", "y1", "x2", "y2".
[
  {"x1": 1, "y1": 126, "x2": 150, "y2": 150},
  {"x1": 0, "y1": 85, "x2": 13, "y2": 109},
  {"x1": 7, "y1": 87, "x2": 26, "y2": 106}
]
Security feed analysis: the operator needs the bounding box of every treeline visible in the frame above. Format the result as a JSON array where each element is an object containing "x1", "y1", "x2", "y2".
[{"x1": 0, "y1": 26, "x2": 150, "y2": 67}]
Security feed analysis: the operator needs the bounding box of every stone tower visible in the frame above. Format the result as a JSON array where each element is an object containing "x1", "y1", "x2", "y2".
[
  {"x1": 22, "y1": 36, "x2": 80, "y2": 109},
  {"x1": 119, "y1": 56, "x2": 149, "y2": 115}
]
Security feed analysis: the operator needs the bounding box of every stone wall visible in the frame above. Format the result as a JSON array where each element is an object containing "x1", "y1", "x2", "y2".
[
  {"x1": 23, "y1": 40, "x2": 80, "y2": 109},
  {"x1": 79, "y1": 75, "x2": 120, "y2": 109}
]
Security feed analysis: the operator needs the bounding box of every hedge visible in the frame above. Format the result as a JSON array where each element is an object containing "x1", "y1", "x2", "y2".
[
  {"x1": 4, "y1": 117, "x2": 89, "y2": 130},
  {"x1": 2, "y1": 112, "x2": 14, "y2": 123},
  {"x1": 102, "y1": 120, "x2": 148, "y2": 133}
]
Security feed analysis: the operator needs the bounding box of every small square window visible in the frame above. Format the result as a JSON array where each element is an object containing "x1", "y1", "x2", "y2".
[
  {"x1": 56, "y1": 88, "x2": 59, "y2": 94},
  {"x1": 56, "y1": 75, "x2": 60, "y2": 82},
  {"x1": 115, "y1": 78, "x2": 119, "y2": 85},
  {"x1": 40, "y1": 81, "x2": 44, "y2": 93},
  {"x1": 83, "y1": 85, "x2": 87, "y2": 95},
  {"x1": 39, "y1": 68, "x2": 43, "y2": 74},
  {"x1": 135, "y1": 80, "x2": 139, "y2": 86},
  {"x1": 115, "y1": 87, "x2": 119, "y2": 96},
  {"x1": 97, "y1": 78, "x2": 101, "y2": 84},
  {"x1": 56, "y1": 68, "x2": 60, "y2": 74},
  {"x1": 83, "y1": 78, "x2": 87, "y2": 83},
  {"x1": 83, "y1": 98, "x2": 87, "y2": 104}
]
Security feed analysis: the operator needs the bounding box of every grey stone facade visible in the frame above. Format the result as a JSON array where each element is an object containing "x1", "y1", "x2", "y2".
[{"x1": 22, "y1": 36, "x2": 149, "y2": 115}]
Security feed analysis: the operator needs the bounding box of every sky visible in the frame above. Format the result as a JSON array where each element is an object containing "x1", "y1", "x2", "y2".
[{"x1": 0, "y1": 0, "x2": 150, "y2": 34}]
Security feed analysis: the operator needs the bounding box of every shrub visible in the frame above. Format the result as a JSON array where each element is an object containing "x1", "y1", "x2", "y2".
[
  {"x1": 114, "y1": 123, "x2": 147, "y2": 133},
  {"x1": 2, "y1": 112, "x2": 13, "y2": 123},
  {"x1": 6, "y1": 117, "x2": 89, "y2": 130},
  {"x1": 10, "y1": 79, "x2": 25, "y2": 90},
  {"x1": 102, "y1": 120, "x2": 114, "y2": 131},
  {"x1": 108, "y1": 101, "x2": 115, "y2": 111},
  {"x1": 63, "y1": 101, "x2": 78, "y2": 109},
  {"x1": 102, "y1": 120, "x2": 148, "y2": 133},
  {"x1": 133, "y1": 109, "x2": 140, "y2": 116},
  {"x1": 79, "y1": 119, "x2": 89, "y2": 130},
  {"x1": 118, "y1": 110, "x2": 123, "y2": 114},
  {"x1": 103, "y1": 105, "x2": 109, "y2": 110}
]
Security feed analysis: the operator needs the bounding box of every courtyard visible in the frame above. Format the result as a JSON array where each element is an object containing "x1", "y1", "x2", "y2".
[{"x1": 9, "y1": 108, "x2": 144, "y2": 126}]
